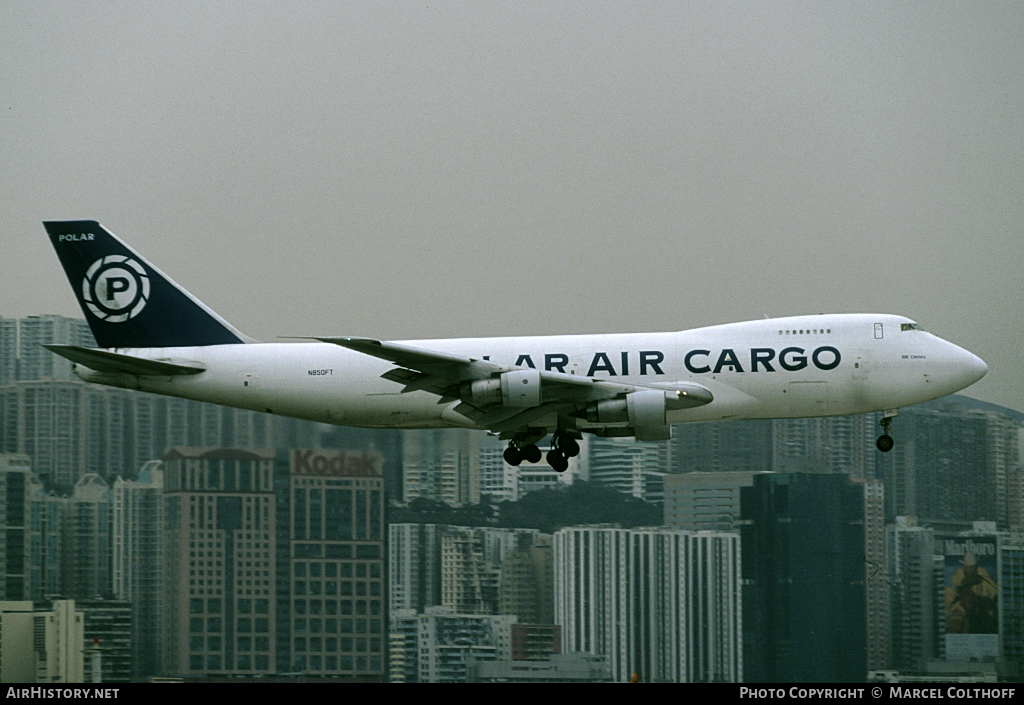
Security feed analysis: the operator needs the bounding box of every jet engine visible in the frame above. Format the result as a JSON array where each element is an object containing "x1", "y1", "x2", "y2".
[
  {"x1": 585, "y1": 389, "x2": 666, "y2": 426},
  {"x1": 461, "y1": 369, "x2": 541, "y2": 407}
]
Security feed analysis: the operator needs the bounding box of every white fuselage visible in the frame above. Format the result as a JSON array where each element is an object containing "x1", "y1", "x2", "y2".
[{"x1": 74, "y1": 313, "x2": 987, "y2": 434}]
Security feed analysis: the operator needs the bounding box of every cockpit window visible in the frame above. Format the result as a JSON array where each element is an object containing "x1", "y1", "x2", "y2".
[{"x1": 901, "y1": 323, "x2": 924, "y2": 332}]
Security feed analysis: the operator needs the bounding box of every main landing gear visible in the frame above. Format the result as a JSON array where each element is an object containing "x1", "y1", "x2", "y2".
[
  {"x1": 504, "y1": 430, "x2": 580, "y2": 472},
  {"x1": 546, "y1": 432, "x2": 580, "y2": 473},
  {"x1": 504, "y1": 442, "x2": 542, "y2": 466},
  {"x1": 876, "y1": 411, "x2": 897, "y2": 452}
]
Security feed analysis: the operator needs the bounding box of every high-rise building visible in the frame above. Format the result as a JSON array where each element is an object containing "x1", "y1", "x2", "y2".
[
  {"x1": 388, "y1": 523, "x2": 444, "y2": 614},
  {"x1": 1, "y1": 381, "x2": 108, "y2": 488},
  {"x1": 477, "y1": 437, "x2": 517, "y2": 502},
  {"x1": 69, "y1": 473, "x2": 113, "y2": 600},
  {"x1": 664, "y1": 471, "x2": 763, "y2": 531},
  {"x1": 499, "y1": 532, "x2": 553, "y2": 626},
  {"x1": 388, "y1": 609, "x2": 420, "y2": 682},
  {"x1": 513, "y1": 463, "x2": 570, "y2": 498},
  {"x1": 15, "y1": 315, "x2": 95, "y2": 382},
  {"x1": 671, "y1": 419, "x2": 773, "y2": 475},
  {"x1": 773, "y1": 414, "x2": 878, "y2": 478},
  {"x1": 510, "y1": 623, "x2": 561, "y2": 662},
  {"x1": 402, "y1": 428, "x2": 481, "y2": 506},
  {"x1": 0, "y1": 453, "x2": 34, "y2": 600},
  {"x1": 389, "y1": 525, "x2": 553, "y2": 625},
  {"x1": 882, "y1": 399, "x2": 1024, "y2": 527},
  {"x1": 997, "y1": 532, "x2": 1024, "y2": 678},
  {"x1": 587, "y1": 437, "x2": 669, "y2": 502},
  {"x1": 387, "y1": 525, "x2": 555, "y2": 679},
  {"x1": 554, "y1": 526, "x2": 742, "y2": 683},
  {"x1": 0, "y1": 599, "x2": 85, "y2": 682},
  {"x1": 112, "y1": 461, "x2": 164, "y2": 679},
  {"x1": 1008, "y1": 466, "x2": 1024, "y2": 531},
  {"x1": 2, "y1": 315, "x2": 321, "y2": 489},
  {"x1": 858, "y1": 478, "x2": 888, "y2": 672},
  {"x1": 390, "y1": 606, "x2": 515, "y2": 683},
  {"x1": 161, "y1": 447, "x2": 277, "y2": 677},
  {"x1": 889, "y1": 408, "x2": 992, "y2": 524},
  {"x1": 0, "y1": 318, "x2": 16, "y2": 387},
  {"x1": 887, "y1": 517, "x2": 942, "y2": 672},
  {"x1": 741, "y1": 473, "x2": 866, "y2": 682},
  {"x1": 977, "y1": 410, "x2": 1023, "y2": 530},
  {"x1": 278, "y1": 448, "x2": 385, "y2": 679},
  {"x1": 28, "y1": 476, "x2": 67, "y2": 601},
  {"x1": 441, "y1": 527, "x2": 499, "y2": 615},
  {"x1": 79, "y1": 598, "x2": 133, "y2": 683},
  {"x1": 1, "y1": 379, "x2": 319, "y2": 491},
  {"x1": 438, "y1": 526, "x2": 553, "y2": 620}
]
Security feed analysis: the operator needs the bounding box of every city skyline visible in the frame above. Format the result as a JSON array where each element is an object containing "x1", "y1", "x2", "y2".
[{"x1": 2, "y1": 407, "x2": 1022, "y2": 680}]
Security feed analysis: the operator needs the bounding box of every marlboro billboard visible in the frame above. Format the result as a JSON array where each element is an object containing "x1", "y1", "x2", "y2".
[{"x1": 943, "y1": 536, "x2": 998, "y2": 661}]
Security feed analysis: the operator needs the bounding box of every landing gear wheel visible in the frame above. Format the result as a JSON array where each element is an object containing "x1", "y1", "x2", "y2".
[
  {"x1": 503, "y1": 446, "x2": 523, "y2": 466},
  {"x1": 546, "y1": 449, "x2": 569, "y2": 472},
  {"x1": 551, "y1": 429, "x2": 580, "y2": 458},
  {"x1": 506, "y1": 442, "x2": 541, "y2": 466},
  {"x1": 559, "y1": 436, "x2": 580, "y2": 458},
  {"x1": 522, "y1": 444, "x2": 542, "y2": 464}
]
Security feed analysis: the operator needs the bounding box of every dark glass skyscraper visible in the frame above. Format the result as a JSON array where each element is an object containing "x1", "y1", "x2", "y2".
[{"x1": 741, "y1": 473, "x2": 867, "y2": 682}]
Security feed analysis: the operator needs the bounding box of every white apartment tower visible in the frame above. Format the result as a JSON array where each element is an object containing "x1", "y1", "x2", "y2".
[{"x1": 554, "y1": 526, "x2": 741, "y2": 682}]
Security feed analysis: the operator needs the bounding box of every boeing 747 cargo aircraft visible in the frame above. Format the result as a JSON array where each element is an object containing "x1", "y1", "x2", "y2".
[{"x1": 43, "y1": 221, "x2": 987, "y2": 471}]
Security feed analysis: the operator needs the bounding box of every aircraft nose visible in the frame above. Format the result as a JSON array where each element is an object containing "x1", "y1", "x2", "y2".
[
  {"x1": 932, "y1": 341, "x2": 987, "y2": 396},
  {"x1": 971, "y1": 352, "x2": 988, "y2": 384},
  {"x1": 949, "y1": 346, "x2": 987, "y2": 389}
]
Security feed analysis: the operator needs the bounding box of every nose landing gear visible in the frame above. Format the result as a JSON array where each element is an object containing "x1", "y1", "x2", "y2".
[{"x1": 876, "y1": 411, "x2": 897, "y2": 452}]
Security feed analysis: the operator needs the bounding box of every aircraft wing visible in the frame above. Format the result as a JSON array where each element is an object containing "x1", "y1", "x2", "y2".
[
  {"x1": 319, "y1": 337, "x2": 500, "y2": 395},
  {"x1": 315, "y1": 337, "x2": 712, "y2": 431}
]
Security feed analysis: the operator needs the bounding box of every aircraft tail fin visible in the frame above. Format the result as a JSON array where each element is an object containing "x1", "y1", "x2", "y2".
[{"x1": 44, "y1": 220, "x2": 253, "y2": 348}]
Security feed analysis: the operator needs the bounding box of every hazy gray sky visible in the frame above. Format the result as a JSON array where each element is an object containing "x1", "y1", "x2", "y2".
[{"x1": 3, "y1": 2, "x2": 1022, "y2": 410}]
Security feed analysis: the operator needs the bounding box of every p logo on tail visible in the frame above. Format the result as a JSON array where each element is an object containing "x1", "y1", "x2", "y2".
[
  {"x1": 82, "y1": 254, "x2": 151, "y2": 322},
  {"x1": 45, "y1": 221, "x2": 251, "y2": 348}
]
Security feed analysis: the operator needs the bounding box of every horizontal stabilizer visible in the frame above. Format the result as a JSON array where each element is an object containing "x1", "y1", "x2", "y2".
[{"x1": 44, "y1": 345, "x2": 207, "y2": 376}]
